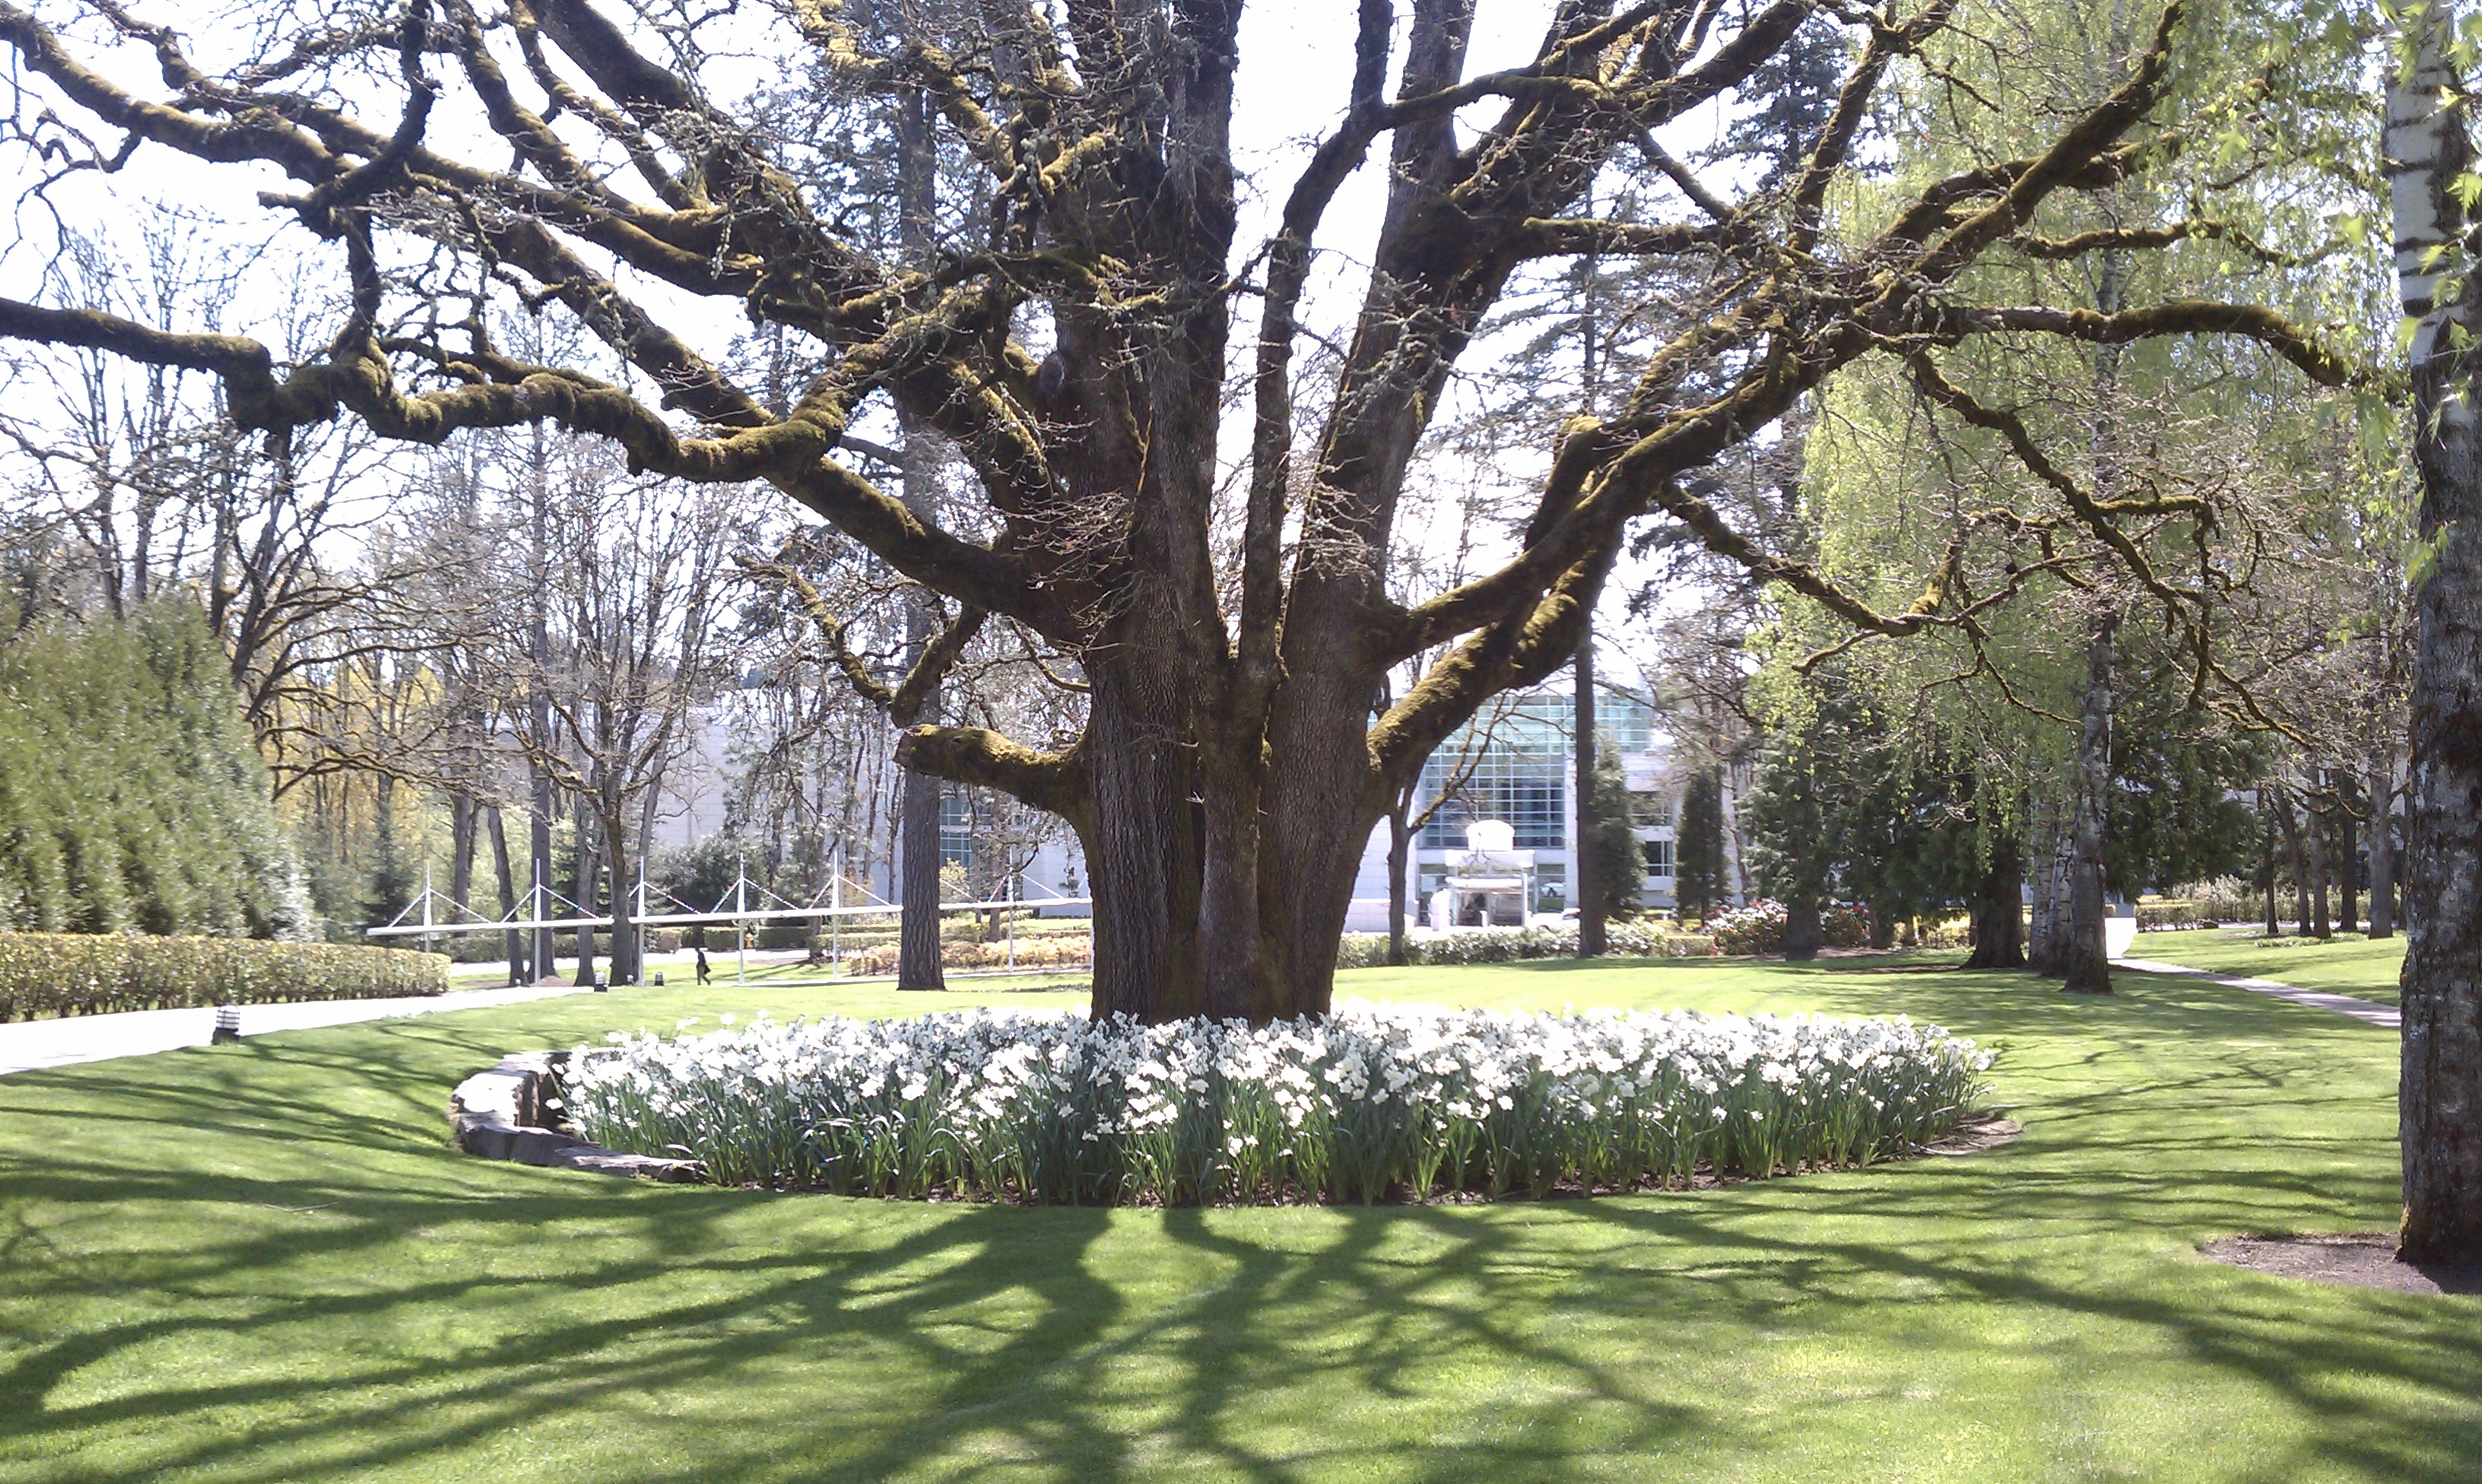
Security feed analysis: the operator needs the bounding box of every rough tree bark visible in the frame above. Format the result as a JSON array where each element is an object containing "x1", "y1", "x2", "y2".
[
  {"x1": 2061, "y1": 618, "x2": 2115, "y2": 992},
  {"x1": 1963, "y1": 827, "x2": 2026, "y2": 969},
  {"x1": 2390, "y1": 0, "x2": 2482, "y2": 1264}
]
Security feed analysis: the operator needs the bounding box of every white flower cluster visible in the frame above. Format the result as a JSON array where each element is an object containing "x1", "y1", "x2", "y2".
[{"x1": 563, "y1": 1001, "x2": 1993, "y2": 1204}]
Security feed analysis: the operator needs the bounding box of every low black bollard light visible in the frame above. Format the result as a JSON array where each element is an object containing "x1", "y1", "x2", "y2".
[{"x1": 211, "y1": 1005, "x2": 242, "y2": 1044}]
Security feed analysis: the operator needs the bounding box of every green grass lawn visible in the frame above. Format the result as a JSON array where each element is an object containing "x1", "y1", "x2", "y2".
[
  {"x1": 1, "y1": 957, "x2": 2471, "y2": 1482},
  {"x1": 2125, "y1": 928, "x2": 2409, "y2": 1006}
]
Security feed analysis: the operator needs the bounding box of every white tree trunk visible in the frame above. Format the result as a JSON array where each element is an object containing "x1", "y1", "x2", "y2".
[{"x1": 2388, "y1": 0, "x2": 2482, "y2": 1264}]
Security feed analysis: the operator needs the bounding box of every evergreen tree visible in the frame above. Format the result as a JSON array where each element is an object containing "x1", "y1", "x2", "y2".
[
  {"x1": 1675, "y1": 769, "x2": 1726, "y2": 923},
  {"x1": 1587, "y1": 733, "x2": 1642, "y2": 922},
  {"x1": 0, "y1": 598, "x2": 305, "y2": 937}
]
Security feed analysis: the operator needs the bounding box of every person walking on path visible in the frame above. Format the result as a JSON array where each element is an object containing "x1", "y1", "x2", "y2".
[{"x1": 695, "y1": 946, "x2": 712, "y2": 985}]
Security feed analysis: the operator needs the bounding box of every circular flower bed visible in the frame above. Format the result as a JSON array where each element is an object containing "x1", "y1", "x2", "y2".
[{"x1": 563, "y1": 1003, "x2": 1994, "y2": 1204}]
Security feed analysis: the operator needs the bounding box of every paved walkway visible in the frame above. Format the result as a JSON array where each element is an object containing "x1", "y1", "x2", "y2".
[
  {"x1": 0, "y1": 983, "x2": 591, "y2": 1078},
  {"x1": 2114, "y1": 956, "x2": 2401, "y2": 1029}
]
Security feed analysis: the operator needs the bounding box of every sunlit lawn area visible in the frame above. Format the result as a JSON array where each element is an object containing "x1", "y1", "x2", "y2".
[
  {"x1": 2, "y1": 956, "x2": 2471, "y2": 1482},
  {"x1": 2127, "y1": 928, "x2": 2409, "y2": 1006}
]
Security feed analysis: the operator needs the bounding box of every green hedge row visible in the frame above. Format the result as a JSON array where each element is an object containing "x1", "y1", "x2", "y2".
[{"x1": 0, "y1": 933, "x2": 449, "y2": 1022}]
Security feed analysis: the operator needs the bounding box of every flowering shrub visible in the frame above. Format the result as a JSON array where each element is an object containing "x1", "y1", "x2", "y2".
[
  {"x1": 1824, "y1": 903, "x2": 1874, "y2": 949},
  {"x1": 565, "y1": 1003, "x2": 1992, "y2": 1204},
  {"x1": 1709, "y1": 901, "x2": 1786, "y2": 954},
  {"x1": 1334, "y1": 923, "x2": 1715, "y2": 969},
  {"x1": 0, "y1": 931, "x2": 446, "y2": 1021}
]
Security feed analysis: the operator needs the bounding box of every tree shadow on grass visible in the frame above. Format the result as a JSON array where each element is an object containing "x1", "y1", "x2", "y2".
[{"x1": 0, "y1": 969, "x2": 2468, "y2": 1483}]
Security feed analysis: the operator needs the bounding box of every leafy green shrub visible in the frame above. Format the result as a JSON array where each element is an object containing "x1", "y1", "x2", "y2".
[{"x1": 0, "y1": 932, "x2": 446, "y2": 1021}]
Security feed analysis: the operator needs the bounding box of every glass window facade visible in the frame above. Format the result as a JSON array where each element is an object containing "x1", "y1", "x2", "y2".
[
  {"x1": 1630, "y1": 789, "x2": 1675, "y2": 828},
  {"x1": 1416, "y1": 690, "x2": 1656, "y2": 849},
  {"x1": 938, "y1": 790, "x2": 976, "y2": 867},
  {"x1": 1642, "y1": 837, "x2": 1674, "y2": 878}
]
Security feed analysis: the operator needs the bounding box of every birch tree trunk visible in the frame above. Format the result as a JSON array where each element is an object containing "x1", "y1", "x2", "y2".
[{"x1": 2389, "y1": 0, "x2": 2482, "y2": 1261}]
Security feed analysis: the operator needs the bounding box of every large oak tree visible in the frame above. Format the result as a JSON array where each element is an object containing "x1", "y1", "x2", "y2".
[{"x1": 0, "y1": 0, "x2": 2349, "y2": 1020}]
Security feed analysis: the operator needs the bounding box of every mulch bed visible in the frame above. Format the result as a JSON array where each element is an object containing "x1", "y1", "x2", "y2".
[{"x1": 2202, "y1": 1233, "x2": 2482, "y2": 1295}]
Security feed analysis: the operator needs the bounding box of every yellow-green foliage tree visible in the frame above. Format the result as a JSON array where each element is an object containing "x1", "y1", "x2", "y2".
[{"x1": 1773, "y1": 0, "x2": 2389, "y2": 988}]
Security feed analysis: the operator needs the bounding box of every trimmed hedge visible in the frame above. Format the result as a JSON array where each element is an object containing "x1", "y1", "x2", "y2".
[{"x1": 0, "y1": 932, "x2": 448, "y2": 1022}]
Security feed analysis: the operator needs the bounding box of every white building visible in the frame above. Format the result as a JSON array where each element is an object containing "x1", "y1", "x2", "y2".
[{"x1": 652, "y1": 683, "x2": 1740, "y2": 930}]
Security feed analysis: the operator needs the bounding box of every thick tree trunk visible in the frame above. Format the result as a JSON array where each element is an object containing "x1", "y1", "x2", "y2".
[
  {"x1": 2060, "y1": 624, "x2": 2114, "y2": 994},
  {"x1": 1963, "y1": 829, "x2": 2027, "y2": 970},
  {"x1": 2368, "y1": 762, "x2": 2396, "y2": 939},
  {"x1": 2394, "y1": 0, "x2": 2482, "y2": 1264},
  {"x1": 1782, "y1": 894, "x2": 1821, "y2": 962},
  {"x1": 1573, "y1": 628, "x2": 1604, "y2": 956},
  {"x1": 1082, "y1": 635, "x2": 1210, "y2": 1020},
  {"x1": 2261, "y1": 799, "x2": 2280, "y2": 938},
  {"x1": 897, "y1": 737, "x2": 946, "y2": 990}
]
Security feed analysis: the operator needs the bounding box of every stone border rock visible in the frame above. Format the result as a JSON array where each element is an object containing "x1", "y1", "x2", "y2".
[{"x1": 449, "y1": 1051, "x2": 703, "y2": 1182}]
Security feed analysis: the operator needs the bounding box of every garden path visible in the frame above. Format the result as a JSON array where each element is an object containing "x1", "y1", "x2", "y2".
[
  {"x1": 0, "y1": 982, "x2": 590, "y2": 1078},
  {"x1": 2115, "y1": 956, "x2": 2401, "y2": 1029}
]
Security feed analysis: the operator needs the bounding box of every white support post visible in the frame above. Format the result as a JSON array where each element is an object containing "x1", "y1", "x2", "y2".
[
  {"x1": 421, "y1": 864, "x2": 434, "y2": 956},
  {"x1": 1007, "y1": 870, "x2": 1017, "y2": 973},
  {"x1": 830, "y1": 848, "x2": 843, "y2": 973},
  {"x1": 735, "y1": 858, "x2": 747, "y2": 987}
]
